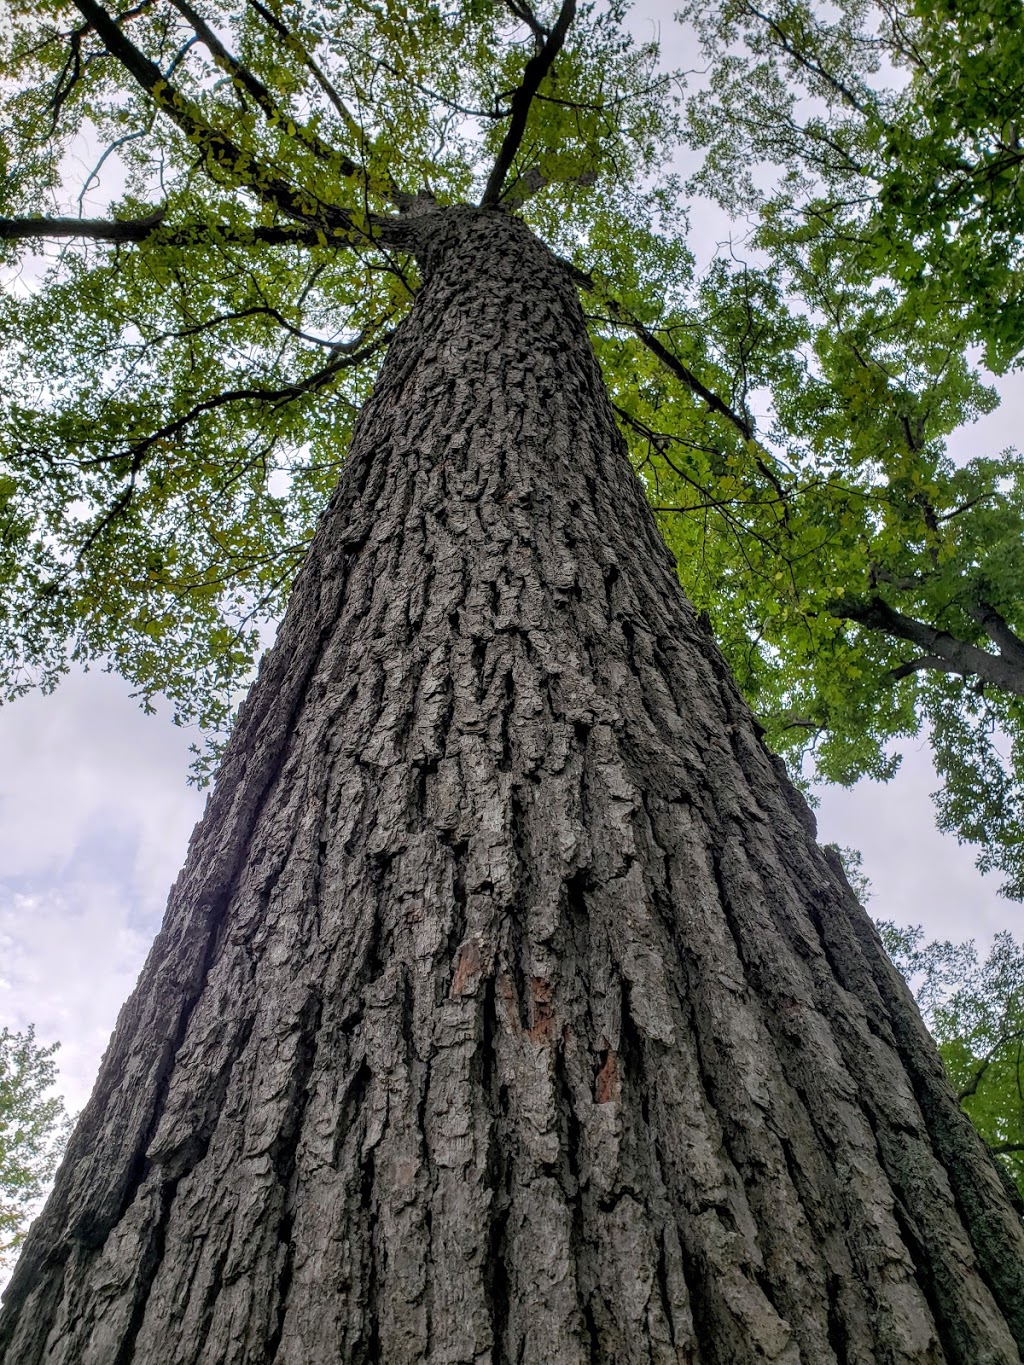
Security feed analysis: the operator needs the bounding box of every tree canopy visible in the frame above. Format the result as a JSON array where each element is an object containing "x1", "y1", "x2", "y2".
[
  {"x1": 0, "y1": 0, "x2": 1022, "y2": 889},
  {"x1": 0, "y1": 1026, "x2": 71, "y2": 1264}
]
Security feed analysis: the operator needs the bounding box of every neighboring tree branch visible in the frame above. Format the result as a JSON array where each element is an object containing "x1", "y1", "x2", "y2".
[
  {"x1": 480, "y1": 0, "x2": 576, "y2": 207},
  {"x1": 742, "y1": 0, "x2": 879, "y2": 121},
  {"x1": 833, "y1": 594, "x2": 1024, "y2": 696}
]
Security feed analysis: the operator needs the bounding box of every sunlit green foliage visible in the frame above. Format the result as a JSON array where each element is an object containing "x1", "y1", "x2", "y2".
[
  {"x1": 655, "y1": 0, "x2": 1024, "y2": 892},
  {"x1": 879, "y1": 922, "x2": 1024, "y2": 1200},
  {"x1": 0, "y1": 0, "x2": 681, "y2": 757},
  {"x1": 0, "y1": 1026, "x2": 71, "y2": 1264}
]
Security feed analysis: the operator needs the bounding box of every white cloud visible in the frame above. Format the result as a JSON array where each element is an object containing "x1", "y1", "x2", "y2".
[{"x1": 0, "y1": 669, "x2": 203, "y2": 1112}]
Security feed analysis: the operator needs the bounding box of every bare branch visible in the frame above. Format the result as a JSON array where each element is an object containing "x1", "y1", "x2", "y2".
[{"x1": 889, "y1": 654, "x2": 963, "y2": 682}]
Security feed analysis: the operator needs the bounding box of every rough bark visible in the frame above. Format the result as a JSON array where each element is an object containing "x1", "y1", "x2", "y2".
[{"x1": 2, "y1": 206, "x2": 1023, "y2": 1365}]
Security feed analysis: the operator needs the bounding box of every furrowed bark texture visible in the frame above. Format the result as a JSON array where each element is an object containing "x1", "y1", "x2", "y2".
[{"x1": 2, "y1": 207, "x2": 1023, "y2": 1365}]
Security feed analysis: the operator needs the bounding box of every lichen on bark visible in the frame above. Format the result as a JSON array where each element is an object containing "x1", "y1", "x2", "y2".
[{"x1": 2, "y1": 206, "x2": 1023, "y2": 1364}]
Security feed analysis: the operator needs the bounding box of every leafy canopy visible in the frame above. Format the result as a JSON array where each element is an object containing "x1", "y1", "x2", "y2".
[
  {"x1": 0, "y1": 0, "x2": 686, "y2": 759},
  {"x1": 650, "y1": 0, "x2": 1024, "y2": 892},
  {"x1": 0, "y1": 1025, "x2": 71, "y2": 1264}
]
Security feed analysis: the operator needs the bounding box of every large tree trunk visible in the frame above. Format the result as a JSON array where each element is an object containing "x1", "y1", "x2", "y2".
[{"x1": 2, "y1": 206, "x2": 1023, "y2": 1365}]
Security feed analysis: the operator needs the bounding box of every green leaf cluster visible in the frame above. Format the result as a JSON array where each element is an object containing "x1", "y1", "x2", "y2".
[
  {"x1": 0, "y1": 0, "x2": 682, "y2": 772},
  {"x1": 0, "y1": 1025, "x2": 71, "y2": 1265},
  {"x1": 638, "y1": 0, "x2": 1024, "y2": 891}
]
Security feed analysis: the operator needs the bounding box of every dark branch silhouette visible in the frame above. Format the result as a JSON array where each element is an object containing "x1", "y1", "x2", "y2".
[
  {"x1": 834, "y1": 594, "x2": 1024, "y2": 696},
  {"x1": 0, "y1": 214, "x2": 337, "y2": 247},
  {"x1": 480, "y1": 0, "x2": 577, "y2": 207},
  {"x1": 71, "y1": 0, "x2": 362, "y2": 238}
]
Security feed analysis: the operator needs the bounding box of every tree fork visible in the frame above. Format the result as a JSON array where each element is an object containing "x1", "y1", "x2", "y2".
[{"x1": 1, "y1": 207, "x2": 1022, "y2": 1364}]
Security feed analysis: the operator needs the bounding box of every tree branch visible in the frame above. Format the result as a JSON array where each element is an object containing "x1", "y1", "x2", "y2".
[
  {"x1": 110, "y1": 331, "x2": 392, "y2": 467},
  {"x1": 70, "y1": 0, "x2": 363, "y2": 240},
  {"x1": 833, "y1": 594, "x2": 1024, "y2": 696},
  {"x1": 505, "y1": 0, "x2": 550, "y2": 48},
  {"x1": 245, "y1": 0, "x2": 379, "y2": 160},
  {"x1": 163, "y1": 0, "x2": 360, "y2": 178},
  {"x1": 965, "y1": 599, "x2": 1024, "y2": 670},
  {"x1": 889, "y1": 654, "x2": 964, "y2": 682},
  {"x1": 480, "y1": 0, "x2": 576, "y2": 207},
  {"x1": 0, "y1": 214, "x2": 336, "y2": 247},
  {"x1": 572, "y1": 264, "x2": 754, "y2": 440}
]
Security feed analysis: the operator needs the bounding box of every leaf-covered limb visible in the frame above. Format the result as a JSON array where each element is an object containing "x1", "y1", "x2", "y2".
[
  {"x1": 833, "y1": 594, "x2": 1024, "y2": 697},
  {"x1": 163, "y1": 0, "x2": 361, "y2": 178},
  {"x1": 480, "y1": 0, "x2": 577, "y2": 207},
  {"x1": 576, "y1": 266, "x2": 755, "y2": 440},
  {"x1": 74, "y1": 329, "x2": 390, "y2": 476},
  {"x1": 70, "y1": 0, "x2": 366, "y2": 238}
]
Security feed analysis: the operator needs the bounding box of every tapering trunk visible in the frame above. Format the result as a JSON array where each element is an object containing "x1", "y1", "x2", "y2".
[{"x1": 2, "y1": 207, "x2": 1023, "y2": 1365}]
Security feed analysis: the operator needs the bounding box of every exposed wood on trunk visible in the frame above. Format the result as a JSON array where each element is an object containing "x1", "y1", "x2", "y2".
[{"x1": 2, "y1": 207, "x2": 1022, "y2": 1364}]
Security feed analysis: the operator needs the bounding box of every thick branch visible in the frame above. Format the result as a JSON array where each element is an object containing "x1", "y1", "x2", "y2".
[
  {"x1": 833, "y1": 594, "x2": 1024, "y2": 697},
  {"x1": 0, "y1": 214, "x2": 334, "y2": 247},
  {"x1": 164, "y1": 0, "x2": 359, "y2": 177},
  {"x1": 889, "y1": 654, "x2": 964, "y2": 682},
  {"x1": 966, "y1": 600, "x2": 1024, "y2": 670},
  {"x1": 479, "y1": 0, "x2": 576, "y2": 207},
  {"x1": 71, "y1": 0, "x2": 361, "y2": 239}
]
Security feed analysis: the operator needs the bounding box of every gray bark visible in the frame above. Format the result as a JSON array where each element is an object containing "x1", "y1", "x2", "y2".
[{"x1": 2, "y1": 206, "x2": 1023, "y2": 1364}]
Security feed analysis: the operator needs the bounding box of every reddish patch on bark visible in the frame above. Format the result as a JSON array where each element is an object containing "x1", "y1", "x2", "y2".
[
  {"x1": 594, "y1": 1048, "x2": 619, "y2": 1104},
  {"x1": 450, "y1": 939, "x2": 483, "y2": 997},
  {"x1": 497, "y1": 973, "x2": 519, "y2": 1029},
  {"x1": 526, "y1": 976, "x2": 556, "y2": 1044}
]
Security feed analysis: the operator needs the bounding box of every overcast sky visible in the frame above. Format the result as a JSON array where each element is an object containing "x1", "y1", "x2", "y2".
[{"x1": 1, "y1": 0, "x2": 1021, "y2": 1153}]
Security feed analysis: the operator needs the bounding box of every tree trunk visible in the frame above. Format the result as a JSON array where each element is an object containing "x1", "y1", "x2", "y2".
[{"x1": 2, "y1": 206, "x2": 1023, "y2": 1365}]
